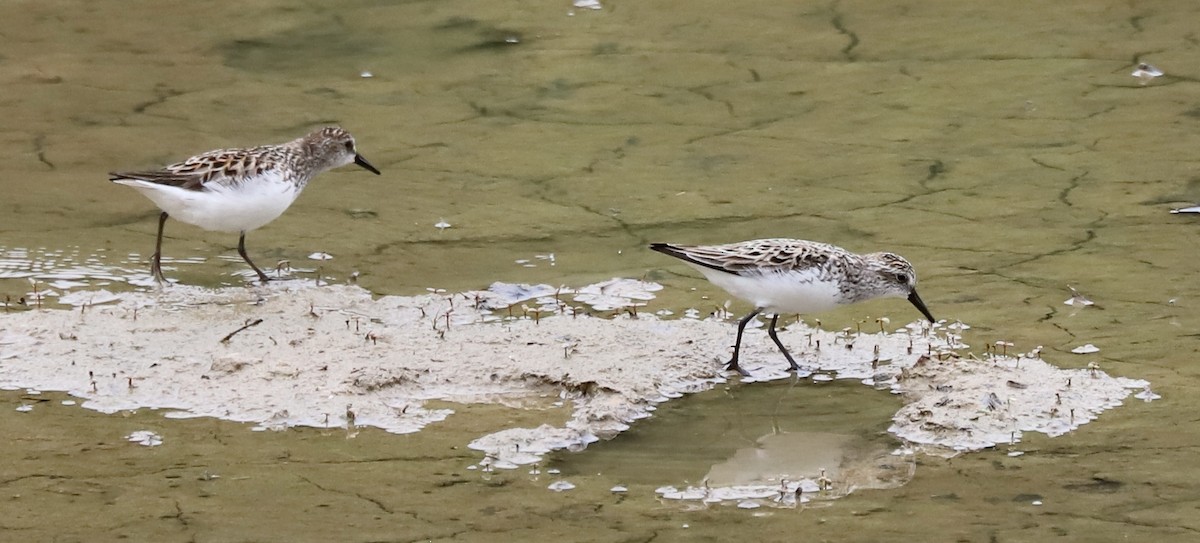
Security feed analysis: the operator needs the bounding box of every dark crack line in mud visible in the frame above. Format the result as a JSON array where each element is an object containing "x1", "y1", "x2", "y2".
[
  {"x1": 685, "y1": 85, "x2": 735, "y2": 117},
  {"x1": 891, "y1": 201, "x2": 976, "y2": 222},
  {"x1": 298, "y1": 474, "x2": 409, "y2": 517},
  {"x1": 1134, "y1": 258, "x2": 1173, "y2": 272},
  {"x1": 577, "y1": 202, "x2": 643, "y2": 242},
  {"x1": 846, "y1": 159, "x2": 952, "y2": 211},
  {"x1": 580, "y1": 138, "x2": 641, "y2": 175},
  {"x1": 161, "y1": 500, "x2": 190, "y2": 529},
  {"x1": 847, "y1": 188, "x2": 950, "y2": 211},
  {"x1": 33, "y1": 135, "x2": 54, "y2": 170},
  {"x1": 0, "y1": 473, "x2": 65, "y2": 486},
  {"x1": 131, "y1": 86, "x2": 184, "y2": 115},
  {"x1": 1050, "y1": 322, "x2": 1078, "y2": 340},
  {"x1": 829, "y1": 1, "x2": 860, "y2": 60},
  {"x1": 460, "y1": 95, "x2": 810, "y2": 145},
  {"x1": 997, "y1": 218, "x2": 1103, "y2": 270},
  {"x1": 682, "y1": 114, "x2": 801, "y2": 145},
  {"x1": 1057, "y1": 171, "x2": 1088, "y2": 207},
  {"x1": 956, "y1": 268, "x2": 1078, "y2": 314},
  {"x1": 1082, "y1": 105, "x2": 1119, "y2": 120},
  {"x1": 1030, "y1": 158, "x2": 1067, "y2": 172}
]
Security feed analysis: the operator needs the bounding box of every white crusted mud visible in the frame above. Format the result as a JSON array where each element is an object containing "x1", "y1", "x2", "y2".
[{"x1": 0, "y1": 280, "x2": 1150, "y2": 506}]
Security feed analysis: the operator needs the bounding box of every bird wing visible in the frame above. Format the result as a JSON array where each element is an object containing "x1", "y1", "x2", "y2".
[
  {"x1": 651, "y1": 239, "x2": 849, "y2": 276},
  {"x1": 109, "y1": 147, "x2": 279, "y2": 191}
]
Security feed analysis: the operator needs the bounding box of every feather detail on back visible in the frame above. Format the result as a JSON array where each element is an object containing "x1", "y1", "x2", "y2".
[
  {"x1": 109, "y1": 147, "x2": 289, "y2": 192},
  {"x1": 650, "y1": 239, "x2": 858, "y2": 277}
]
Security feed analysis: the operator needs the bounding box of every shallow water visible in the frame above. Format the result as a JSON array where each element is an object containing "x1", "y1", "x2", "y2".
[{"x1": 4, "y1": 0, "x2": 1200, "y2": 540}]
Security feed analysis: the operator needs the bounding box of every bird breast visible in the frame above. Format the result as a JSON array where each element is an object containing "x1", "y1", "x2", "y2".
[{"x1": 691, "y1": 264, "x2": 845, "y2": 314}]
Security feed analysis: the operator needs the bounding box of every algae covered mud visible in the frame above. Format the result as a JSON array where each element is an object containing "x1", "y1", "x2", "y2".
[
  {"x1": 0, "y1": 279, "x2": 1150, "y2": 507},
  {"x1": 4, "y1": 0, "x2": 1200, "y2": 539}
]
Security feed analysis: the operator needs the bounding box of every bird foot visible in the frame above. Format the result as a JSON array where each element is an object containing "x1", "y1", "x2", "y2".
[
  {"x1": 724, "y1": 360, "x2": 751, "y2": 377},
  {"x1": 150, "y1": 258, "x2": 167, "y2": 286}
]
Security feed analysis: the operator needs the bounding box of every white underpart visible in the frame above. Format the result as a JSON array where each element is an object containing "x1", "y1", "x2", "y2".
[
  {"x1": 113, "y1": 171, "x2": 301, "y2": 233},
  {"x1": 688, "y1": 263, "x2": 844, "y2": 314}
]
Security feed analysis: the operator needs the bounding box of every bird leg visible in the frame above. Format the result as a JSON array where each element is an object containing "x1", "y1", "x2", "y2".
[
  {"x1": 726, "y1": 307, "x2": 763, "y2": 376},
  {"x1": 150, "y1": 211, "x2": 169, "y2": 285},
  {"x1": 766, "y1": 314, "x2": 801, "y2": 372},
  {"x1": 237, "y1": 232, "x2": 272, "y2": 284}
]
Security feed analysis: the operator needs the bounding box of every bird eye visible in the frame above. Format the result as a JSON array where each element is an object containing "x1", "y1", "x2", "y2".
[
  {"x1": 344, "y1": 141, "x2": 354, "y2": 151},
  {"x1": 892, "y1": 272, "x2": 908, "y2": 284}
]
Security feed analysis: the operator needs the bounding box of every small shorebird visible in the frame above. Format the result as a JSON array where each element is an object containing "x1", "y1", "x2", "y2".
[
  {"x1": 650, "y1": 239, "x2": 936, "y2": 375},
  {"x1": 110, "y1": 127, "x2": 381, "y2": 284}
]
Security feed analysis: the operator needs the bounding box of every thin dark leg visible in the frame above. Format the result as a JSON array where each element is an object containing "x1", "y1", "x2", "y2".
[
  {"x1": 237, "y1": 231, "x2": 271, "y2": 284},
  {"x1": 725, "y1": 307, "x2": 762, "y2": 376},
  {"x1": 766, "y1": 314, "x2": 801, "y2": 372},
  {"x1": 150, "y1": 211, "x2": 169, "y2": 285}
]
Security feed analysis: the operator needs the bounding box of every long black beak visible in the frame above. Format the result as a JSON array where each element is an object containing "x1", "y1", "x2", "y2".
[
  {"x1": 908, "y1": 289, "x2": 936, "y2": 323},
  {"x1": 354, "y1": 154, "x2": 381, "y2": 175}
]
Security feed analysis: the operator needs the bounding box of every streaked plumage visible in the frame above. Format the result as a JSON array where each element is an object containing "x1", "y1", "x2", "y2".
[
  {"x1": 650, "y1": 238, "x2": 935, "y2": 375},
  {"x1": 111, "y1": 126, "x2": 381, "y2": 284}
]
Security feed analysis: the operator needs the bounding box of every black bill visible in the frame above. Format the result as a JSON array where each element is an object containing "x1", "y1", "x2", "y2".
[
  {"x1": 908, "y1": 289, "x2": 936, "y2": 323},
  {"x1": 355, "y1": 154, "x2": 382, "y2": 175}
]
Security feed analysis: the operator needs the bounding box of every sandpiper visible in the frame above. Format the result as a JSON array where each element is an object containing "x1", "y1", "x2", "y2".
[
  {"x1": 650, "y1": 238, "x2": 935, "y2": 375},
  {"x1": 110, "y1": 126, "x2": 381, "y2": 284}
]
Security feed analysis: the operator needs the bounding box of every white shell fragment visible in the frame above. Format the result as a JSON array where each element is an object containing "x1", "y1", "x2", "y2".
[
  {"x1": 1131, "y1": 62, "x2": 1163, "y2": 84},
  {"x1": 1134, "y1": 385, "x2": 1161, "y2": 402},
  {"x1": 547, "y1": 480, "x2": 576, "y2": 492},
  {"x1": 573, "y1": 278, "x2": 662, "y2": 311},
  {"x1": 307, "y1": 252, "x2": 334, "y2": 261},
  {"x1": 1071, "y1": 344, "x2": 1100, "y2": 354},
  {"x1": 1063, "y1": 286, "x2": 1093, "y2": 307},
  {"x1": 126, "y1": 430, "x2": 163, "y2": 447}
]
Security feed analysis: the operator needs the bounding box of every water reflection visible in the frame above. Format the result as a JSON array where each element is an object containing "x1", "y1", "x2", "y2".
[{"x1": 560, "y1": 380, "x2": 907, "y2": 508}]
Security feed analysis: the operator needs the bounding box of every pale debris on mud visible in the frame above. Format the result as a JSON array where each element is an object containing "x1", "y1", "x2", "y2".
[{"x1": 0, "y1": 280, "x2": 1150, "y2": 505}]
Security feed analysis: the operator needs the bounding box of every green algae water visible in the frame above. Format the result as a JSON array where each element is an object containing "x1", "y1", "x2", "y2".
[{"x1": 3, "y1": 1, "x2": 1200, "y2": 541}]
